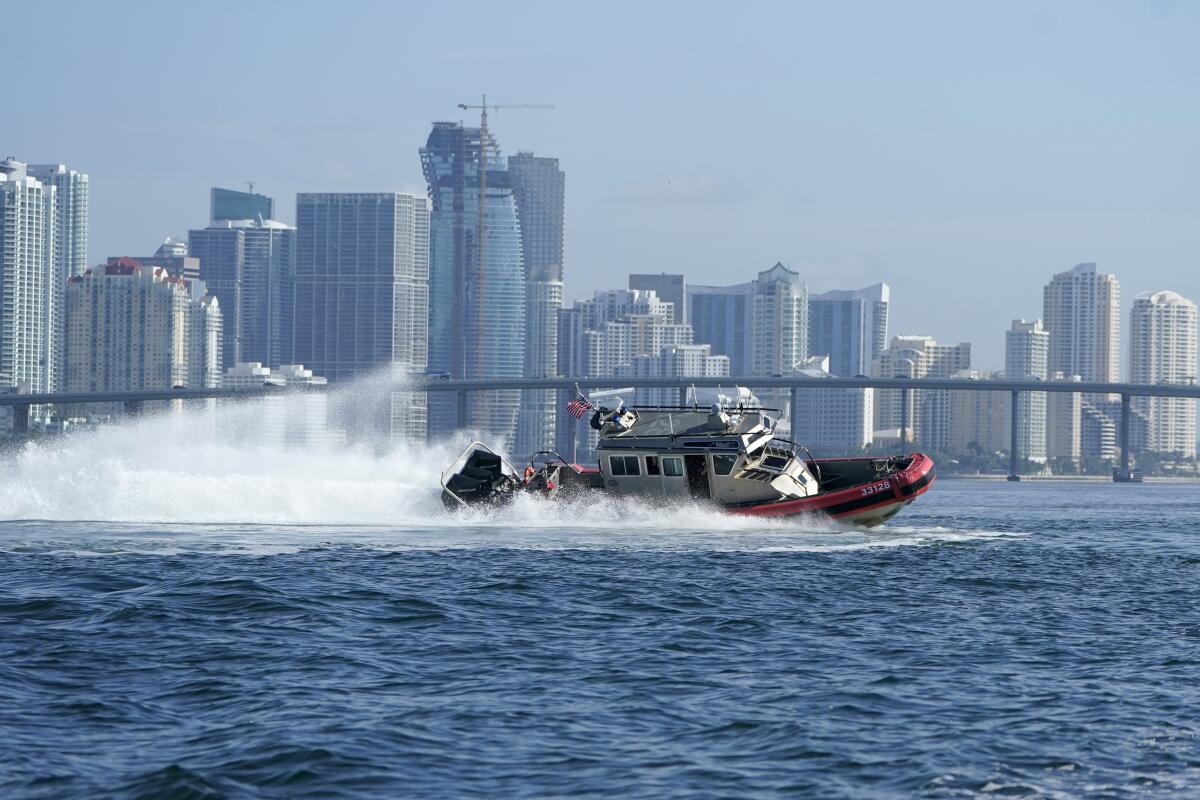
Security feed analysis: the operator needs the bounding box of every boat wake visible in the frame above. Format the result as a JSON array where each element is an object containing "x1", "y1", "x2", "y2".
[{"x1": 0, "y1": 389, "x2": 1025, "y2": 554}]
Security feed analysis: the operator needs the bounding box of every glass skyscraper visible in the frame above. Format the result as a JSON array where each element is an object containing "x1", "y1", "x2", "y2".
[
  {"x1": 188, "y1": 217, "x2": 295, "y2": 369},
  {"x1": 508, "y1": 151, "x2": 565, "y2": 458},
  {"x1": 211, "y1": 187, "x2": 274, "y2": 223},
  {"x1": 421, "y1": 122, "x2": 525, "y2": 450},
  {"x1": 293, "y1": 192, "x2": 429, "y2": 441},
  {"x1": 807, "y1": 283, "x2": 890, "y2": 377}
]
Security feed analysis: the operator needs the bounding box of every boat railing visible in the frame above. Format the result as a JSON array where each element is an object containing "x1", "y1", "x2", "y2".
[{"x1": 765, "y1": 437, "x2": 823, "y2": 486}]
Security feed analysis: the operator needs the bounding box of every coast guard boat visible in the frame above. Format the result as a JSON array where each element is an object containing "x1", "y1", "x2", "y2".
[{"x1": 440, "y1": 397, "x2": 935, "y2": 527}]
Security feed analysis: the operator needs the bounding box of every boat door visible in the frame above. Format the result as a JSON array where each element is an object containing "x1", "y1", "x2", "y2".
[{"x1": 684, "y1": 454, "x2": 711, "y2": 499}]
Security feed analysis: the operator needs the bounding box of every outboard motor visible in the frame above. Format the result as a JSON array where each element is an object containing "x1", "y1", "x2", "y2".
[{"x1": 440, "y1": 444, "x2": 519, "y2": 510}]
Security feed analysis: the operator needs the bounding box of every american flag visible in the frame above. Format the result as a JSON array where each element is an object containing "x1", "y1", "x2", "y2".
[{"x1": 566, "y1": 394, "x2": 593, "y2": 419}]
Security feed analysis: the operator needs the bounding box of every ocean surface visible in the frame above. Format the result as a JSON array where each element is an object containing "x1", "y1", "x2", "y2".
[{"x1": 2, "y1": 419, "x2": 1200, "y2": 798}]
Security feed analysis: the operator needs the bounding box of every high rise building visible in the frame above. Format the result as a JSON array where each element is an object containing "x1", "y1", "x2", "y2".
[
  {"x1": 752, "y1": 262, "x2": 808, "y2": 377},
  {"x1": 113, "y1": 238, "x2": 201, "y2": 282},
  {"x1": 0, "y1": 158, "x2": 55, "y2": 393},
  {"x1": 294, "y1": 192, "x2": 429, "y2": 441},
  {"x1": 1129, "y1": 290, "x2": 1198, "y2": 457},
  {"x1": 616, "y1": 343, "x2": 729, "y2": 407},
  {"x1": 791, "y1": 356, "x2": 874, "y2": 453},
  {"x1": 688, "y1": 281, "x2": 754, "y2": 375},
  {"x1": 421, "y1": 122, "x2": 525, "y2": 449},
  {"x1": 62, "y1": 260, "x2": 222, "y2": 399},
  {"x1": 630, "y1": 273, "x2": 687, "y2": 325},
  {"x1": 509, "y1": 151, "x2": 565, "y2": 458},
  {"x1": 1043, "y1": 262, "x2": 1120, "y2": 386},
  {"x1": 211, "y1": 187, "x2": 274, "y2": 223},
  {"x1": 556, "y1": 288, "x2": 694, "y2": 456},
  {"x1": 1043, "y1": 263, "x2": 1122, "y2": 460},
  {"x1": 224, "y1": 361, "x2": 330, "y2": 449},
  {"x1": 1005, "y1": 319, "x2": 1050, "y2": 463},
  {"x1": 1047, "y1": 372, "x2": 1082, "y2": 466},
  {"x1": 189, "y1": 216, "x2": 295, "y2": 369},
  {"x1": 873, "y1": 335, "x2": 971, "y2": 451},
  {"x1": 947, "y1": 369, "x2": 1009, "y2": 458},
  {"x1": 807, "y1": 283, "x2": 890, "y2": 377},
  {"x1": 28, "y1": 164, "x2": 89, "y2": 280}
]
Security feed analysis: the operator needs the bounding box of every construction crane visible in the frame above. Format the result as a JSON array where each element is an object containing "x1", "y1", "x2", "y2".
[{"x1": 455, "y1": 95, "x2": 553, "y2": 377}]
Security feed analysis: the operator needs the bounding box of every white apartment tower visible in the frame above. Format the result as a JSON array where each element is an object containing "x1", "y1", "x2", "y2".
[
  {"x1": 28, "y1": 163, "x2": 89, "y2": 392},
  {"x1": 616, "y1": 344, "x2": 730, "y2": 407},
  {"x1": 1005, "y1": 319, "x2": 1050, "y2": 463},
  {"x1": 752, "y1": 262, "x2": 808, "y2": 377},
  {"x1": 62, "y1": 261, "x2": 223, "y2": 396},
  {"x1": 791, "y1": 356, "x2": 874, "y2": 452},
  {"x1": 1129, "y1": 290, "x2": 1197, "y2": 458},
  {"x1": 1043, "y1": 263, "x2": 1122, "y2": 461},
  {"x1": 873, "y1": 335, "x2": 971, "y2": 451},
  {"x1": 0, "y1": 159, "x2": 55, "y2": 393},
  {"x1": 1043, "y1": 263, "x2": 1121, "y2": 387}
]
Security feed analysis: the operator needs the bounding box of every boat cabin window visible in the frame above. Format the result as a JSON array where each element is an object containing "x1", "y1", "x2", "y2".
[
  {"x1": 662, "y1": 457, "x2": 684, "y2": 477},
  {"x1": 608, "y1": 455, "x2": 641, "y2": 476},
  {"x1": 712, "y1": 454, "x2": 737, "y2": 476},
  {"x1": 761, "y1": 455, "x2": 790, "y2": 471},
  {"x1": 645, "y1": 456, "x2": 660, "y2": 475}
]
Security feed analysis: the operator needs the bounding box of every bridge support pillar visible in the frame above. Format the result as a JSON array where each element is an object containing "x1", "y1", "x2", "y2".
[
  {"x1": 11, "y1": 403, "x2": 29, "y2": 440},
  {"x1": 455, "y1": 390, "x2": 468, "y2": 432},
  {"x1": 124, "y1": 400, "x2": 143, "y2": 417},
  {"x1": 1008, "y1": 390, "x2": 1021, "y2": 481},
  {"x1": 899, "y1": 387, "x2": 909, "y2": 455},
  {"x1": 1115, "y1": 392, "x2": 1134, "y2": 482},
  {"x1": 679, "y1": 385, "x2": 689, "y2": 407},
  {"x1": 790, "y1": 387, "x2": 801, "y2": 442}
]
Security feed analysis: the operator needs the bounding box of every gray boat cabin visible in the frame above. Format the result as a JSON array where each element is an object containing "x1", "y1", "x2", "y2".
[{"x1": 593, "y1": 404, "x2": 818, "y2": 506}]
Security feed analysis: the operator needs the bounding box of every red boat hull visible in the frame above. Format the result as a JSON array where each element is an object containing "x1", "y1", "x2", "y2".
[{"x1": 728, "y1": 453, "x2": 936, "y2": 526}]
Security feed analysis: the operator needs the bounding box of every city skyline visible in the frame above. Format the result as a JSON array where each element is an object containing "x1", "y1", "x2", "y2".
[{"x1": 6, "y1": 2, "x2": 1198, "y2": 371}]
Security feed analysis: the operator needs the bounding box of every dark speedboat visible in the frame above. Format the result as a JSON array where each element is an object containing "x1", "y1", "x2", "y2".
[{"x1": 440, "y1": 401, "x2": 935, "y2": 527}]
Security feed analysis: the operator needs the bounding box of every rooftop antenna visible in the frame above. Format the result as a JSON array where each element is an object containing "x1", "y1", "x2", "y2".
[
  {"x1": 245, "y1": 181, "x2": 256, "y2": 194},
  {"x1": 455, "y1": 95, "x2": 553, "y2": 375}
]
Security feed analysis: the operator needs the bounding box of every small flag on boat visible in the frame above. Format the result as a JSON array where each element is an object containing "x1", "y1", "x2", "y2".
[{"x1": 566, "y1": 394, "x2": 593, "y2": 419}]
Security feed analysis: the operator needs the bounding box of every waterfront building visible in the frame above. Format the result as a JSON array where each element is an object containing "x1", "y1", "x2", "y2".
[
  {"x1": 1043, "y1": 263, "x2": 1121, "y2": 386},
  {"x1": 1046, "y1": 372, "x2": 1083, "y2": 467},
  {"x1": 752, "y1": 262, "x2": 808, "y2": 377},
  {"x1": 947, "y1": 369, "x2": 1009, "y2": 458},
  {"x1": 873, "y1": 335, "x2": 971, "y2": 452},
  {"x1": 791, "y1": 356, "x2": 873, "y2": 453},
  {"x1": 224, "y1": 361, "x2": 330, "y2": 449},
  {"x1": 1129, "y1": 290, "x2": 1197, "y2": 458},
  {"x1": 421, "y1": 122, "x2": 525, "y2": 449},
  {"x1": 630, "y1": 273, "x2": 687, "y2": 325},
  {"x1": 294, "y1": 192, "x2": 429, "y2": 441},
  {"x1": 616, "y1": 344, "x2": 729, "y2": 407},
  {"x1": 0, "y1": 158, "x2": 55, "y2": 393},
  {"x1": 62, "y1": 260, "x2": 222, "y2": 400},
  {"x1": 211, "y1": 187, "x2": 273, "y2": 223},
  {"x1": 189, "y1": 215, "x2": 295, "y2": 370},
  {"x1": 1005, "y1": 319, "x2": 1049, "y2": 463},
  {"x1": 113, "y1": 238, "x2": 200, "y2": 282},
  {"x1": 509, "y1": 151, "x2": 565, "y2": 457},
  {"x1": 688, "y1": 281, "x2": 754, "y2": 376},
  {"x1": 1043, "y1": 263, "x2": 1122, "y2": 460},
  {"x1": 556, "y1": 288, "x2": 694, "y2": 456},
  {"x1": 807, "y1": 283, "x2": 890, "y2": 377}
]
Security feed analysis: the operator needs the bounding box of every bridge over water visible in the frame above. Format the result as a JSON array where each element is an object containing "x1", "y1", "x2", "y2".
[{"x1": 4, "y1": 377, "x2": 1198, "y2": 481}]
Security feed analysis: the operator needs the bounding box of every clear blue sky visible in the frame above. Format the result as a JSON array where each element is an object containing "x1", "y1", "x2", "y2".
[{"x1": 7, "y1": 0, "x2": 1198, "y2": 370}]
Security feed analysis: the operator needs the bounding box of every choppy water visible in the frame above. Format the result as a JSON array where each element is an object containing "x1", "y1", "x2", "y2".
[{"x1": 2, "y1": 415, "x2": 1200, "y2": 797}]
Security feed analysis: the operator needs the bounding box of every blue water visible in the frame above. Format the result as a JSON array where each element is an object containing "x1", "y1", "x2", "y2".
[{"x1": 3, "y1": 480, "x2": 1200, "y2": 798}]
